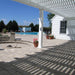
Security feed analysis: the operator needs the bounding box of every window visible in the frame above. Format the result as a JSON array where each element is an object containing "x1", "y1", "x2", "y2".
[{"x1": 60, "y1": 21, "x2": 67, "y2": 33}]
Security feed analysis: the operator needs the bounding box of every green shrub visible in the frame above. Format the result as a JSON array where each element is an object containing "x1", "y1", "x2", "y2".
[
  {"x1": 3, "y1": 28, "x2": 7, "y2": 33},
  {"x1": 4, "y1": 35, "x2": 8, "y2": 37},
  {"x1": 0, "y1": 34, "x2": 2, "y2": 36}
]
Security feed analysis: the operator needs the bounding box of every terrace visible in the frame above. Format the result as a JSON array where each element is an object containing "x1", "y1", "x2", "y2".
[
  {"x1": 0, "y1": 35, "x2": 75, "y2": 75},
  {"x1": 0, "y1": 0, "x2": 75, "y2": 75}
]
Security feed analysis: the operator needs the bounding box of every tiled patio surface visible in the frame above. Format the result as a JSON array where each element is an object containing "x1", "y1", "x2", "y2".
[{"x1": 0, "y1": 41, "x2": 75, "y2": 75}]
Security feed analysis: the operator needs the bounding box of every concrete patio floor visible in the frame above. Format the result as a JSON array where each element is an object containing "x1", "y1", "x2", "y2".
[{"x1": 0, "y1": 34, "x2": 75, "y2": 75}]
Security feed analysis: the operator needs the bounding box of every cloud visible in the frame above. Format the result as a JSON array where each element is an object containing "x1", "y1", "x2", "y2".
[
  {"x1": 23, "y1": 20, "x2": 31, "y2": 25},
  {"x1": 32, "y1": 18, "x2": 39, "y2": 25},
  {"x1": 23, "y1": 18, "x2": 39, "y2": 25}
]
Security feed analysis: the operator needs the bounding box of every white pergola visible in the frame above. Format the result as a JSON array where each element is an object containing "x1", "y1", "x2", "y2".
[{"x1": 13, "y1": 0, "x2": 75, "y2": 48}]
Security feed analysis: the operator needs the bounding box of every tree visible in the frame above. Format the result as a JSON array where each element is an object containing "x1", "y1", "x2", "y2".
[
  {"x1": 47, "y1": 13, "x2": 55, "y2": 33},
  {"x1": 12, "y1": 20, "x2": 18, "y2": 31},
  {"x1": 6, "y1": 20, "x2": 19, "y2": 32},
  {"x1": 34, "y1": 24, "x2": 39, "y2": 32},
  {"x1": 29, "y1": 23, "x2": 34, "y2": 32},
  {"x1": 43, "y1": 27, "x2": 51, "y2": 32},
  {"x1": 0, "y1": 20, "x2": 5, "y2": 32},
  {"x1": 6, "y1": 21, "x2": 13, "y2": 32}
]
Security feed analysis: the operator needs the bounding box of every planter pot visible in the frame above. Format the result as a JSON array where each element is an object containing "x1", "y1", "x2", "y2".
[
  {"x1": 33, "y1": 42, "x2": 38, "y2": 47},
  {"x1": 46, "y1": 35, "x2": 49, "y2": 39},
  {"x1": 49, "y1": 36, "x2": 54, "y2": 39}
]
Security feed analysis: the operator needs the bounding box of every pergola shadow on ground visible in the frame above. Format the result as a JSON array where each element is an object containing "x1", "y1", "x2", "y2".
[{"x1": 0, "y1": 41, "x2": 75, "y2": 75}]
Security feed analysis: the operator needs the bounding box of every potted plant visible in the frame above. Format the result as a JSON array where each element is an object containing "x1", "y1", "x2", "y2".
[
  {"x1": 49, "y1": 35, "x2": 54, "y2": 39},
  {"x1": 46, "y1": 35, "x2": 49, "y2": 39},
  {"x1": 33, "y1": 38, "x2": 38, "y2": 47}
]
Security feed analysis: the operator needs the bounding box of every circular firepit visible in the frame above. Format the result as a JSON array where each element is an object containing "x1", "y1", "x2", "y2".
[{"x1": 7, "y1": 45, "x2": 12, "y2": 47}]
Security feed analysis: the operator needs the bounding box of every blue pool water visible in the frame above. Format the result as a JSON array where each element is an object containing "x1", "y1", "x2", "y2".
[{"x1": 16, "y1": 32, "x2": 38, "y2": 35}]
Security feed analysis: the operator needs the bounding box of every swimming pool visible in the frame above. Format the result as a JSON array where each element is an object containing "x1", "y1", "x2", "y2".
[{"x1": 16, "y1": 32, "x2": 38, "y2": 35}]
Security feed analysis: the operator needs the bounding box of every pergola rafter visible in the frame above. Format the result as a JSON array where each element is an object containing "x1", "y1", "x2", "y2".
[
  {"x1": 13, "y1": 0, "x2": 75, "y2": 18},
  {"x1": 32, "y1": 0, "x2": 75, "y2": 9},
  {"x1": 31, "y1": 0, "x2": 75, "y2": 18}
]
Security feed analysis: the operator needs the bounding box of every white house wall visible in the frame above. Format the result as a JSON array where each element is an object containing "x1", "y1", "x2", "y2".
[
  {"x1": 52, "y1": 15, "x2": 75, "y2": 40},
  {"x1": 23, "y1": 28, "x2": 25, "y2": 32},
  {"x1": 67, "y1": 20, "x2": 75, "y2": 40},
  {"x1": 22, "y1": 27, "x2": 31, "y2": 32},
  {"x1": 52, "y1": 15, "x2": 64, "y2": 35},
  {"x1": 25, "y1": 28, "x2": 31, "y2": 32}
]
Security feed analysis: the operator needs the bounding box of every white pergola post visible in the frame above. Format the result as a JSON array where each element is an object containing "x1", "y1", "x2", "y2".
[{"x1": 38, "y1": 9, "x2": 43, "y2": 48}]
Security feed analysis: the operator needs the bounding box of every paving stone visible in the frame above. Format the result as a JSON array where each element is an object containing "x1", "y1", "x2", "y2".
[
  {"x1": 0, "y1": 70, "x2": 10, "y2": 75},
  {"x1": 0, "y1": 41, "x2": 75, "y2": 75}
]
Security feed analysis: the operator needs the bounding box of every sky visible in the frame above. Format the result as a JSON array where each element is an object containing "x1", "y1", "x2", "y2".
[{"x1": 0, "y1": 0, "x2": 50, "y2": 27}]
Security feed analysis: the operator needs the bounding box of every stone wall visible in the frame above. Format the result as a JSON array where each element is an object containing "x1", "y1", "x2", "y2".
[
  {"x1": 9, "y1": 32, "x2": 15, "y2": 41},
  {"x1": 0, "y1": 36, "x2": 10, "y2": 41}
]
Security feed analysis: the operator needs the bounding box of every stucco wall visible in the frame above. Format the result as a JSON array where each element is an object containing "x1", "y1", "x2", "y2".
[{"x1": 0, "y1": 36, "x2": 10, "y2": 41}]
